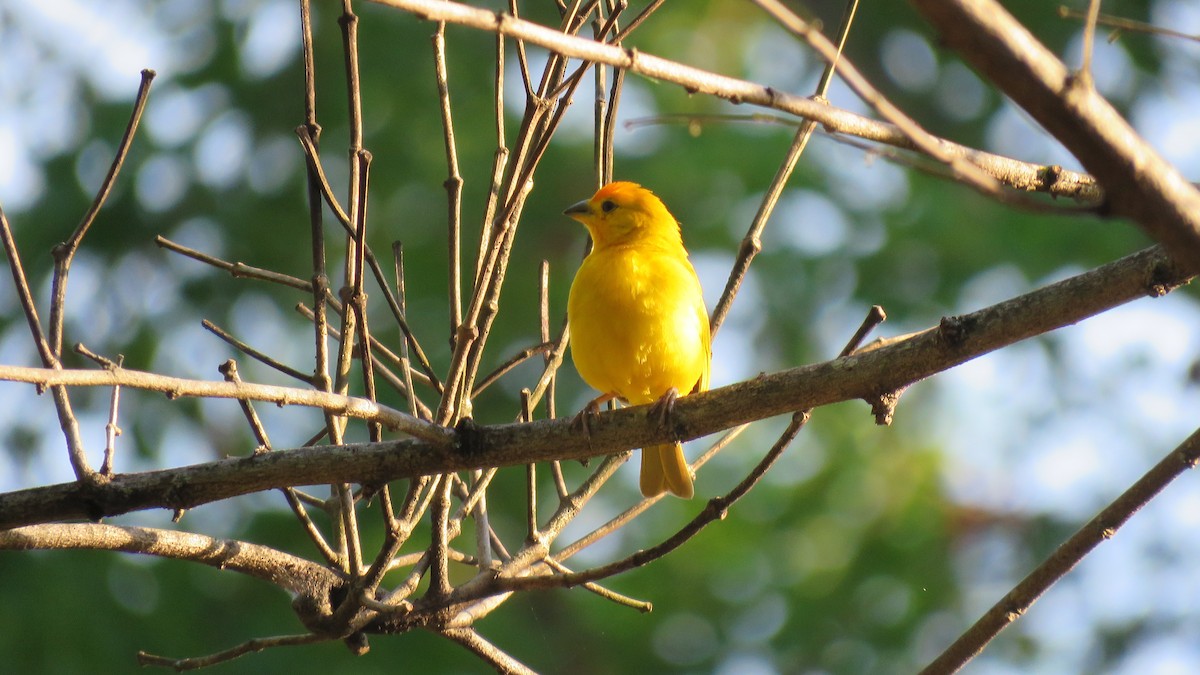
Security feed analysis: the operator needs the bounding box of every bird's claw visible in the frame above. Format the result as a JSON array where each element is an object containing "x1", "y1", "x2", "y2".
[
  {"x1": 571, "y1": 393, "x2": 614, "y2": 439},
  {"x1": 648, "y1": 387, "x2": 680, "y2": 430}
]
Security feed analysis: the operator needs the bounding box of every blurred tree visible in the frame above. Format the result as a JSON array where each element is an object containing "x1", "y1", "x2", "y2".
[{"x1": 1, "y1": 1, "x2": 1199, "y2": 673}]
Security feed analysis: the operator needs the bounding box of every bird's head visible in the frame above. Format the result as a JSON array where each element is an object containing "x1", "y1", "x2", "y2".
[{"x1": 563, "y1": 181, "x2": 680, "y2": 248}]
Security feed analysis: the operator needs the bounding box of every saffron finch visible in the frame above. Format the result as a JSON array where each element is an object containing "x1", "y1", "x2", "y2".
[{"x1": 565, "y1": 182, "x2": 711, "y2": 499}]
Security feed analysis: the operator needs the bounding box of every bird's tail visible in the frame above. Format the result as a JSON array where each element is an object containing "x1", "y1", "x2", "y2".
[{"x1": 640, "y1": 442, "x2": 694, "y2": 499}]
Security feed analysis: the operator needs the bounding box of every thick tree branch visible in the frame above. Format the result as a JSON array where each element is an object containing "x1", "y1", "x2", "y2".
[
  {"x1": 0, "y1": 246, "x2": 1188, "y2": 530},
  {"x1": 366, "y1": 0, "x2": 1100, "y2": 203},
  {"x1": 909, "y1": 0, "x2": 1200, "y2": 265}
]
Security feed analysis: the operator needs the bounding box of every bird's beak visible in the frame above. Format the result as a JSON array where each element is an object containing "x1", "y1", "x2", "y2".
[{"x1": 563, "y1": 199, "x2": 591, "y2": 218}]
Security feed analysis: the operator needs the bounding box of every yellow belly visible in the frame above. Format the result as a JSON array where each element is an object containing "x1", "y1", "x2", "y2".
[{"x1": 568, "y1": 243, "x2": 710, "y2": 405}]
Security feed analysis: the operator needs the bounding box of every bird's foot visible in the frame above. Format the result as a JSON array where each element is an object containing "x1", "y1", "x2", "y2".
[
  {"x1": 571, "y1": 393, "x2": 616, "y2": 439},
  {"x1": 648, "y1": 387, "x2": 681, "y2": 430}
]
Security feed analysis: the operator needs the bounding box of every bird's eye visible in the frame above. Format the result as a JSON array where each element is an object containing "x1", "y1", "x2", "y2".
[{"x1": 600, "y1": 200, "x2": 617, "y2": 213}]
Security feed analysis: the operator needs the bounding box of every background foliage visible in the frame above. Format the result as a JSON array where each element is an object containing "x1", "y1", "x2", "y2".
[{"x1": 2, "y1": 1, "x2": 1199, "y2": 672}]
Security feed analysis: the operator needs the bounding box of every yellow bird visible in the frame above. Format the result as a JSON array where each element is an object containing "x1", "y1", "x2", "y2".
[{"x1": 565, "y1": 182, "x2": 711, "y2": 499}]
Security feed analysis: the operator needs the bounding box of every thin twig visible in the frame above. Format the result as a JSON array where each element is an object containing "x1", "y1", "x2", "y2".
[
  {"x1": 711, "y1": 0, "x2": 859, "y2": 337},
  {"x1": 440, "y1": 628, "x2": 536, "y2": 675},
  {"x1": 364, "y1": 250, "x2": 443, "y2": 394},
  {"x1": 0, "y1": 363, "x2": 451, "y2": 444},
  {"x1": 508, "y1": 0, "x2": 535, "y2": 98},
  {"x1": 1, "y1": 210, "x2": 56, "y2": 370},
  {"x1": 1077, "y1": 0, "x2": 1102, "y2": 86},
  {"x1": 610, "y1": 0, "x2": 663, "y2": 43},
  {"x1": 0, "y1": 205, "x2": 93, "y2": 480},
  {"x1": 219, "y1": 359, "x2": 340, "y2": 566},
  {"x1": 473, "y1": 467, "x2": 495, "y2": 572},
  {"x1": 428, "y1": 474, "x2": 454, "y2": 597},
  {"x1": 840, "y1": 305, "x2": 887, "y2": 357},
  {"x1": 477, "y1": 31, "x2": 509, "y2": 282},
  {"x1": 50, "y1": 68, "x2": 155, "y2": 358},
  {"x1": 393, "y1": 243, "x2": 422, "y2": 419},
  {"x1": 203, "y1": 320, "x2": 313, "y2": 384},
  {"x1": 472, "y1": 341, "x2": 556, "y2": 397},
  {"x1": 351, "y1": 151, "x2": 382, "y2": 445},
  {"x1": 137, "y1": 633, "x2": 329, "y2": 671},
  {"x1": 500, "y1": 412, "x2": 809, "y2": 592},
  {"x1": 521, "y1": 389, "x2": 538, "y2": 543},
  {"x1": 364, "y1": 489, "x2": 411, "y2": 587},
  {"x1": 538, "y1": 260, "x2": 568, "y2": 498},
  {"x1": 102, "y1": 354, "x2": 123, "y2": 476},
  {"x1": 599, "y1": 67, "x2": 624, "y2": 184},
  {"x1": 1058, "y1": 5, "x2": 1200, "y2": 43},
  {"x1": 432, "y1": 23, "x2": 465, "y2": 351},
  {"x1": 593, "y1": 0, "x2": 626, "y2": 46},
  {"x1": 295, "y1": 124, "x2": 351, "y2": 228},
  {"x1": 74, "y1": 345, "x2": 125, "y2": 477},
  {"x1": 156, "y1": 236, "x2": 313, "y2": 292},
  {"x1": 543, "y1": 556, "x2": 652, "y2": 611}
]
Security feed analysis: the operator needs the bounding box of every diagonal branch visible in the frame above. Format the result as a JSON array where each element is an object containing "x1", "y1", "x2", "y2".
[
  {"x1": 368, "y1": 0, "x2": 1100, "y2": 203},
  {"x1": 909, "y1": 0, "x2": 1200, "y2": 265},
  {"x1": 1, "y1": 246, "x2": 1190, "y2": 529},
  {"x1": 440, "y1": 627, "x2": 535, "y2": 675},
  {"x1": 921, "y1": 424, "x2": 1200, "y2": 673},
  {"x1": 1, "y1": 206, "x2": 94, "y2": 481},
  {"x1": 498, "y1": 411, "x2": 808, "y2": 593}
]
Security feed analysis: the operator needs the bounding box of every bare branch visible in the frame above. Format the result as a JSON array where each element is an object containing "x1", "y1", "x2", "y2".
[
  {"x1": 2, "y1": 246, "x2": 1189, "y2": 529},
  {"x1": 138, "y1": 633, "x2": 330, "y2": 671},
  {"x1": 0, "y1": 206, "x2": 94, "y2": 481},
  {"x1": 498, "y1": 411, "x2": 808, "y2": 592},
  {"x1": 204, "y1": 320, "x2": 314, "y2": 384},
  {"x1": 710, "y1": 0, "x2": 859, "y2": 337},
  {"x1": 368, "y1": 0, "x2": 1101, "y2": 203},
  {"x1": 440, "y1": 628, "x2": 535, "y2": 675},
  {"x1": 921, "y1": 425, "x2": 1200, "y2": 673},
  {"x1": 50, "y1": 68, "x2": 155, "y2": 358},
  {"x1": 0, "y1": 363, "x2": 449, "y2": 444},
  {"x1": 0, "y1": 523, "x2": 339, "y2": 594},
  {"x1": 1077, "y1": 0, "x2": 1102, "y2": 85},
  {"x1": 1058, "y1": 5, "x2": 1200, "y2": 44},
  {"x1": 156, "y1": 236, "x2": 313, "y2": 292},
  {"x1": 910, "y1": 0, "x2": 1200, "y2": 265},
  {"x1": 432, "y1": 22, "x2": 465, "y2": 347}
]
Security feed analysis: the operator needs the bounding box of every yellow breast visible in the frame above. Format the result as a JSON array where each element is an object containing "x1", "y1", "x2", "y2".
[{"x1": 568, "y1": 242, "x2": 710, "y2": 405}]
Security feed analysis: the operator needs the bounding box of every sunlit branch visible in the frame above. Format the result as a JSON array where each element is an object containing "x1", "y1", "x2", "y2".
[
  {"x1": 911, "y1": 0, "x2": 1200, "y2": 266},
  {"x1": 0, "y1": 363, "x2": 449, "y2": 444},
  {"x1": 367, "y1": 0, "x2": 1102, "y2": 203}
]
